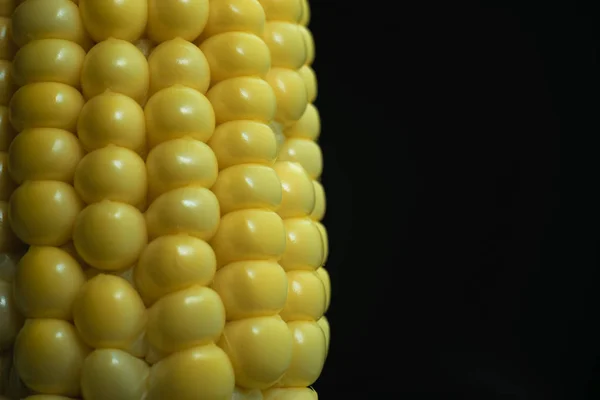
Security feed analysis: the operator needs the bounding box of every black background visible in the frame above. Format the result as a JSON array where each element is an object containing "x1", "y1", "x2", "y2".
[{"x1": 309, "y1": 0, "x2": 600, "y2": 398}]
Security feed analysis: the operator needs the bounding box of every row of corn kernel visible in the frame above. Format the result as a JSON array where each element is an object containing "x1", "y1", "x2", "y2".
[
  {"x1": 8, "y1": 1, "x2": 92, "y2": 398},
  {"x1": 71, "y1": 3, "x2": 152, "y2": 400},
  {"x1": 0, "y1": 2, "x2": 24, "y2": 397},
  {"x1": 134, "y1": 1, "x2": 240, "y2": 399},
  {"x1": 258, "y1": 1, "x2": 327, "y2": 399},
  {"x1": 280, "y1": 0, "x2": 331, "y2": 365},
  {"x1": 6, "y1": 0, "x2": 87, "y2": 399},
  {"x1": 197, "y1": 1, "x2": 290, "y2": 398}
]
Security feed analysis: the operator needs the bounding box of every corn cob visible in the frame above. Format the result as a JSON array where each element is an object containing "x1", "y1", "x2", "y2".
[{"x1": 2, "y1": 0, "x2": 328, "y2": 398}]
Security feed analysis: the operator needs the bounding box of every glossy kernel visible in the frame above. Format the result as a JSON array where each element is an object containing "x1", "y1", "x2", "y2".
[
  {"x1": 207, "y1": 77, "x2": 276, "y2": 124},
  {"x1": 76, "y1": 91, "x2": 146, "y2": 154},
  {"x1": 258, "y1": 0, "x2": 302, "y2": 23},
  {"x1": 210, "y1": 209, "x2": 286, "y2": 268},
  {"x1": 211, "y1": 164, "x2": 282, "y2": 215},
  {"x1": 199, "y1": 0, "x2": 265, "y2": 40},
  {"x1": 218, "y1": 316, "x2": 293, "y2": 389},
  {"x1": 80, "y1": 349, "x2": 150, "y2": 400},
  {"x1": 146, "y1": 344, "x2": 235, "y2": 400},
  {"x1": 79, "y1": 0, "x2": 148, "y2": 42},
  {"x1": 279, "y1": 270, "x2": 326, "y2": 322},
  {"x1": 73, "y1": 201, "x2": 147, "y2": 271},
  {"x1": 272, "y1": 161, "x2": 315, "y2": 218},
  {"x1": 278, "y1": 321, "x2": 326, "y2": 387},
  {"x1": 14, "y1": 319, "x2": 90, "y2": 397},
  {"x1": 280, "y1": 218, "x2": 324, "y2": 271},
  {"x1": 146, "y1": 138, "x2": 218, "y2": 200},
  {"x1": 12, "y1": 39, "x2": 85, "y2": 88},
  {"x1": 283, "y1": 103, "x2": 320, "y2": 141},
  {"x1": 14, "y1": 246, "x2": 86, "y2": 320},
  {"x1": 135, "y1": 234, "x2": 216, "y2": 305},
  {"x1": 146, "y1": 186, "x2": 220, "y2": 241},
  {"x1": 263, "y1": 22, "x2": 307, "y2": 70},
  {"x1": 147, "y1": 0, "x2": 209, "y2": 43},
  {"x1": 211, "y1": 260, "x2": 288, "y2": 321},
  {"x1": 74, "y1": 145, "x2": 147, "y2": 207},
  {"x1": 277, "y1": 138, "x2": 322, "y2": 179},
  {"x1": 145, "y1": 85, "x2": 215, "y2": 149},
  {"x1": 8, "y1": 128, "x2": 84, "y2": 184},
  {"x1": 297, "y1": 65, "x2": 317, "y2": 103},
  {"x1": 265, "y1": 68, "x2": 308, "y2": 127},
  {"x1": 208, "y1": 120, "x2": 277, "y2": 170},
  {"x1": 9, "y1": 82, "x2": 84, "y2": 133},
  {"x1": 8, "y1": 180, "x2": 83, "y2": 246},
  {"x1": 81, "y1": 38, "x2": 149, "y2": 104},
  {"x1": 148, "y1": 37, "x2": 210, "y2": 96},
  {"x1": 200, "y1": 32, "x2": 271, "y2": 84},
  {"x1": 263, "y1": 388, "x2": 318, "y2": 400},
  {"x1": 0, "y1": 60, "x2": 14, "y2": 106},
  {"x1": 310, "y1": 180, "x2": 326, "y2": 221},
  {"x1": 73, "y1": 274, "x2": 147, "y2": 352},
  {"x1": 11, "y1": 0, "x2": 91, "y2": 49},
  {"x1": 146, "y1": 286, "x2": 225, "y2": 360}
]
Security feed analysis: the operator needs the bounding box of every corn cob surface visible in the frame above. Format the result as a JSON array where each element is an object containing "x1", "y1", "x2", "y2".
[{"x1": 0, "y1": 0, "x2": 328, "y2": 398}]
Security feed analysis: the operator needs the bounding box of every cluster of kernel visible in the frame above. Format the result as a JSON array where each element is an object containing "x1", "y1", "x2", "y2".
[
  {"x1": 136, "y1": 1, "x2": 237, "y2": 399},
  {"x1": 198, "y1": 0, "x2": 289, "y2": 398},
  {"x1": 0, "y1": 1, "x2": 27, "y2": 397},
  {"x1": 257, "y1": 1, "x2": 328, "y2": 398},
  {"x1": 278, "y1": 0, "x2": 331, "y2": 379}
]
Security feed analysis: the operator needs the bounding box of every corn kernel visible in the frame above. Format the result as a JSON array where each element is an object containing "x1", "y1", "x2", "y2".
[
  {"x1": 218, "y1": 316, "x2": 293, "y2": 389},
  {"x1": 13, "y1": 246, "x2": 85, "y2": 320},
  {"x1": 13, "y1": 319, "x2": 90, "y2": 397},
  {"x1": 145, "y1": 344, "x2": 235, "y2": 400},
  {"x1": 72, "y1": 274, "x2": 146, "y2": 354},
  {"x1": 80, "y1": 349, "x2": 150, "y2": 400},
  {"x1": 135, "y1": 234, "x2": 217, "y2": 305},
  {"x1": 211, "y1": 260, "x2": 288, "y2": 320},
  {"x1": 8, "y1": 128, "x2": 84, "y2": 184},
  {"x1": 72, "y1": 201, "x2": 147, "y2": 271},
  {"x1": 11, "y1": 39, "x2": 85, "y2": 88},
  {"x1": 11, "y1": 0, "x2": 91, "y2": 49},
  {"x1": 76, "y1": 91, "x2": 146, "y2": 154},
  {"x1": 9, "y1": 180, "x2": 83, "y2": 246},
  {"x1": 10, "y1": 82, "x2": 84, "y2": 132},
  {"x1": 79, "y1": 0, "x2": 148, "y2": 43},
  {"x1": 145, "y1": 85, "x2": 215, "y2": 148},
  {"x1": 80, "y1": 38, "x2": 149, "y2": 104},
  {"x1": 148, "y1": 38, "x2": 210, "y2": 96}
]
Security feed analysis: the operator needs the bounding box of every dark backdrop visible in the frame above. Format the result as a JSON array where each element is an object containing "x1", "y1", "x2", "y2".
[{"x1": 310, "y1": 0, "x2": 600, "y2": 398}]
